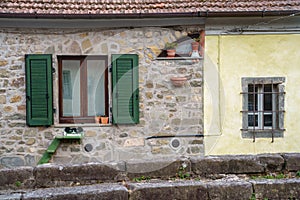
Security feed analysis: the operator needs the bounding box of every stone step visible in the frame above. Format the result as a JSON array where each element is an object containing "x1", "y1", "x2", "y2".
[
  {"x1": 1, "y1": 178, "x2": 300, "y2": 200},
  {"x1": 1, "y1": 154, "x2": 300, "y2": 190},
  {"x1": 0, "y1": 183, "x2": 128, "y2": 200}
]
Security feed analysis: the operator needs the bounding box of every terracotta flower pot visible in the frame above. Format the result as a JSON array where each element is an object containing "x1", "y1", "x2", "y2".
[
  {"x1": 100, "y1": 117, "x2": 109, "y2": 124},
  {"x1": 95, "y1": 116, "x2": 101, "y2": 123},
  {"x1": 170, "y1": 77, "x2": 187, "y2": 87},
  {"x1": 167, "y1": 49, "x2": 176, "y2": 57},
  {"x1": 191, "y1": 42, "x2": 199, "y2": 51}
]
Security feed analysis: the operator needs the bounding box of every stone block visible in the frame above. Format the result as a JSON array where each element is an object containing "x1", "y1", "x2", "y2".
[
  {"x1": 11, "y1": 77, "x2": 24, "y2": 88},
  {"x1": 123, "y1": 138, "x2": 145, "y2": 147},
  {"x1": 23, "y1": 183, "x2": 128, "y2": 200},
  {"x1": 151, "y1": 146, "x2": 173, "y2": 155},
  {"x1": 9, "y1": 95, "x2": 22, "y2": 103},
  {"x1": 3, "y1": 106, "x2": 12, "y2": 112},
  {"x1": 191, "y1": 155, "x2": 264, "y2": 176},
  {"x1": 283, "y1": 153, "x2": 300, "y2": 171},
  {"x1": 126, "y1": 158, "x2": 190, "y2": 179},
  {"x1": 207, "y1": 180, "x2": 252, "y2": 200},
  {"x1": 0, "y1": 60, "x2": 8, "y2": 66},
  {"x1": 129, "y1": 181, "x2": 208, "y2": 200},
  {"x1": 189, "y1": 80, "x2": 202, "y2": 87},
  {"x1": 35, "y1": 162, "x2": 126, "y2": 187},
  {"x1": 8, "y1": 123, "x2": 26, "y2": 128},
  {"x1": 0, "y1": 95, "x2": 6, "y2": 104},
  {"x1": 82, "y1": 39, "x2": 92, "y2": 51},
  {"x1": 186, "y1": 145, "x2": 203, "y2": 155},
  {"x1": 251, "y1": 179, "x2": 300, "y2": 199},
  {"x1": 0, "y1": 167, "x2": 34, "y2": 189},
  {"x1": 117, "y1": 149, "x2": 148, "y2": 161},
  {"x1": 0, "y1": 156, "x2": 25, "y2": 168},
  {"x1": 25, "y1": 138, "x2": 36, "y2": 145},
  {"x1": 84, "y1": 130, "x2": 96, "y2": 137},
  {"x1": 145, "y1": 81, "x2": 153, "y2": 88},
  {"x1": 67, "y1": 41, "x2": 81, "y2": 54},
  {"x1": 257, "y1": 153, "x2": 284, "y2": 172}
]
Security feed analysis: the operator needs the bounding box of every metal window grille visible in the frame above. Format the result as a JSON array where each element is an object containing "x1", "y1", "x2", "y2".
[{"x1": 241, "y1": 81, "x2": 285, "y2": 142}]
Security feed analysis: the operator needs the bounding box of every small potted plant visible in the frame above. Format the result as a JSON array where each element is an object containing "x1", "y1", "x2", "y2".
[
  {"x1": 95, "y1": 114, "x2": 101, "y2": 123},
  {"x1": 165, "y1": 42, "x2": 177, "y2": 57},
  {"x1": 191, "y1": 35, "x2": 201, "y2": 51},
  {"x1": 190, "y1": 35, "x2": 201, "y2": 58},
  {"x1": 100, "y1": 115, "x2": 109, "y2": 124}
]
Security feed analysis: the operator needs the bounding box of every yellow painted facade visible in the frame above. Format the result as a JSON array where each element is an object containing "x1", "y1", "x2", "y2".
[{"x1": 204, "y1": 34, "x2": 300, "y2": 155}]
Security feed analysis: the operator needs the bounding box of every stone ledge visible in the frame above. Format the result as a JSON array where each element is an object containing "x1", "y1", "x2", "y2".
[
  {"x1": 191, "y1": 155, "x2": 264, "y2": 176},
  {"x1": 0, "y1": 153, "x2": 299, "y2": 190},
  {"x1": 129, "y1": 180, "x2": 208, "y2": 200},
  {"x1": 257, "y1": 153, "x2": 285, "y2": 172},
  {"x1": 1, "y1": 179, "x2": 300, "y2": 200},
  {"x1": 283, "y1": 153, "x2": 300, "y2": 172},
  {"x1": 0, "y1": 167, "x2": 34, "y2": 190},
  {"x1": 126, "y1": 157, "x2": 190, "y2": 179},
  {"x1": 10, "y1": 183, "x2": 128, "y2": 200},
  {"x1": 250, "y1": 178, "x2": 300, "y2": 199},
  {"x1": 207, "y1": 180, "x2": 252, "y2": 200},
  {"x1": 34, "y1": 162, "x2": 126, "y2": 188}
]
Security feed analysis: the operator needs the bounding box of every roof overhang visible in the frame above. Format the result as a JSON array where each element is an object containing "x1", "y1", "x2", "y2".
[
  {"x1": 0, "y1": 10, "x2": 299, "y2": 19},
  {"x1": 0, "y1": 10, "x2": 299, "y2": 29},
  {"x1": 0, "y1": 17, "x2": 205, "y2": 29}
]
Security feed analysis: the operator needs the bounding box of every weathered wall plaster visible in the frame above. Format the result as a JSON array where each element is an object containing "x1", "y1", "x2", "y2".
[{"x1": 204, "y1": 34, "x2": 300, "y2": 155}]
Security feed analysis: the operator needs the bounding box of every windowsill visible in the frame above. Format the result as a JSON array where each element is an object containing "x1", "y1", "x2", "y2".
[
  {"x1": 54, "y1": 123, "x2": 112, "y2": 128},
  {"x1": 241, "y1": 129, "x2": 284, "y2": 138},
  {"x1": 156, "y1": 56, "x2": 203, "y2": 60}
]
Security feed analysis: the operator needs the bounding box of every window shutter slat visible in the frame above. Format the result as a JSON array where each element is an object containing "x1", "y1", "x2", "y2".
[
  {"x1": 25, "y1": 54, "x2": 53, "y2": 126},
  {"x1": 112, "y1": 54, "x2": 139, "y2": 124}
]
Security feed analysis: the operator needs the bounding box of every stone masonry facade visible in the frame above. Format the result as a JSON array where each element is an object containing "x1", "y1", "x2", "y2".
[{"x1": 0, "y1": 26, "x2": 203, "y2": 168}]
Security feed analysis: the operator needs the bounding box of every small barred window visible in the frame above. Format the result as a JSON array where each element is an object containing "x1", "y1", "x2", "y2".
[{"x1": 241, "y1": 77, "x2": 285, "y2": 142}]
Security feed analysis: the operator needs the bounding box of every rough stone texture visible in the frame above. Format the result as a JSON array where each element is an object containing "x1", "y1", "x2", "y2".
[
  {"x1": 191, "y1": 155, "x2": 264, "y2": 176},
  {"x1": 126, "y1": 158, "x2": 191, "y2": 179},
  {"x1": 251, "y1": 178, "x2": 300, "y2": 199},
  {"x1": 257, "y1": 153, "x2": 285, "y2": 172},
  {"x1": 0, "y1": 156, "x2": 299, "y2": 199},
  {"x1": 23, "y1": 183, "x2": 128, "y2": 200},
  {"x1": 0, "y1": 27, "x2": 203, "y2": 166},
  {"x1": 0, "y1": 166, "x2": 34, "y2": 190},
  {"x1": 35, "y1": 162, "x2": 126, "y2": 188},
  {"x1": 207, "y1": 180, "x2": 252, "y2": 200},
  {"x1": 129, "y1": 181, "x2": 208, "y2": 200},
  {"x1": 283, "y1": 153, "x2": 300, "y2": 172},
  {"x1": 1, "y1": 178, "x2": 300, "y2": 200},
  {"x1": 0, "y1": 156, "x2": 25, "y2": 168},
  {"x1": 0, "y1": 193, "x2": 22, "y2": 200}
]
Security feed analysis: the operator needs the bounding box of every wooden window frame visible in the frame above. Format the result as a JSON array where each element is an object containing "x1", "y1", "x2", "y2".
[{"x1": 58, "y1": 55, "x2": 108, "y2": 124}]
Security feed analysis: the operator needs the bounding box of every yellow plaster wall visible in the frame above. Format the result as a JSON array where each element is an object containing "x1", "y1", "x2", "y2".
[{"x1": 204, "y1": 34, "x2": 300, "y2": 155}]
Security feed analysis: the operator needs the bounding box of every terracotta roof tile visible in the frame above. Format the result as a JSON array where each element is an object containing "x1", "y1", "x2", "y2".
[{"x1": 0, "y1": 0, "x2": 299, "y2": 16}]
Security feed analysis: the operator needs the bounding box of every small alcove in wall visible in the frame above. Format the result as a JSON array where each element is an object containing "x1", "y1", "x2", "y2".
[{"x1": 157, "y1": 30, "x2": 205, "y2": 59}]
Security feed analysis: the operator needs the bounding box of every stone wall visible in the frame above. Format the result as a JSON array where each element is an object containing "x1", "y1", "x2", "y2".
[{"x1": 0, "y1": 26, "x2": 203, "y2": 167}]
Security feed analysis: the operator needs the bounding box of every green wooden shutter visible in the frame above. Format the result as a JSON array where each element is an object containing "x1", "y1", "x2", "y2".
[
  {"x1": 25, "y1": 54, "x2": 53, "y2": 126},
  {"x1": 112, "y1": 54, "x2": 139, "y2": 124}
]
